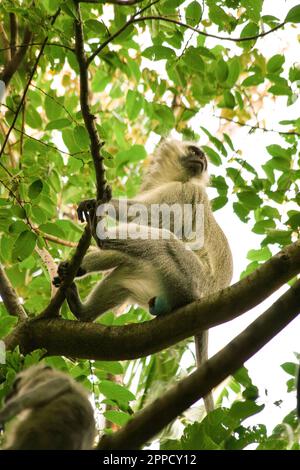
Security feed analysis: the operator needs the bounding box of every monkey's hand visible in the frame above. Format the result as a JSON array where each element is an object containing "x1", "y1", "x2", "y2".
[
  {"x1": 52, "y1": 261, "x2": 86, "y2": 287},
  {"x1": 77, "y1": 199, "x2": 96, "y2": 223}
]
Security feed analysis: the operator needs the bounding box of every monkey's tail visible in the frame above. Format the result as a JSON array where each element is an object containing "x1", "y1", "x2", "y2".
[{"x1": 194, "y1": 331, "x2": 214, "y2": 414}]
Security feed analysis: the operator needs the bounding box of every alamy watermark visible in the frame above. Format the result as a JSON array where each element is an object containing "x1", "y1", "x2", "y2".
[
  {"x1": 94, "y1": 201, "x2": 205, "y2": 251},
  {"x1": 0, "y1": 340, "x2": 6, "y2": 364}
]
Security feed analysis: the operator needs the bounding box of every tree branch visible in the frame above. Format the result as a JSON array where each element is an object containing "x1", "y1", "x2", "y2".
[
  {"x1": 9, "y1": 13, "x2": 17, "y2": 58},
  {"x1": 77, "y1": 0, "x2": 145, "y2": 4},
  {"x1": 0, "y1": 265, "x2": 27, "y2": 320},
  {"x1": 0, "y1": 28, "x2": 32, "y2": 86},
  {"x1": 87, "y1": 0, "x2": 160, "y2": 64},
  {"x1": 214, "y1": 114, "x2": 300, "y2": 137},
  {"x1": 74, "y1": 1, "x2": 107, "y2": 200},
  {"x1": 0, "y1": 9, "x2": 61, "y2": 160},
  {"x1": 88, "y1": 14, "x2": 285, "y2": 63},
  {"x1": 38, "y1": 225, "x2": 92, "y2": 318},
  {"x1": 97, "y1": 279, "x2": 300, "y2": 450},
  {"x1": 5, "y1": 240, "x2": 300, "y2": 358},
  {"x1": 134, "y1": 17, "x2": 286, "y2": 43}
]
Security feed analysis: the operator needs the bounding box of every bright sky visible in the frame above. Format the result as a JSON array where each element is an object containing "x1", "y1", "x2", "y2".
[
  {"x1": 139, "y1": 0, "x2": 300, "y2": 432},
  {"x1": 195, "y1": 1, "x2": 300, "y2": 431}
]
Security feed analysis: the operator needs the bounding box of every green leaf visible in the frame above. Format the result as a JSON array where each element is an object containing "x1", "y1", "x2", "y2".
[
  {"x1": 73, "y1": 125, "x2": 90, "y2": 149},
  {"x1": 9, "y1": 220, "x2": 28, "y2": 234},
  {"x1": 208, "y1": 4, "x2": 231, "y2": 28},
  {"x1": 12, "y1": 231, "x2": 37, "y2": 262},
  {"x1": 99, "y1": 380, "x2": 135, "y2": 404},
  {"x1": 126, "y1": 90, "x2": 143, "y2": 120},
  {"x1": 115, "y1": 145, "x2": 146, "y2": 166},
  {"x1": 142, "y1": 45, "x2": 175, "y2": 61},
  {"x1": 225, "y1": 57, "x2": 241, "y2": 87},
  {"x1": 104, "y1": 410, "x2": 131, "y2": 426},
  {"x1": 252, "y1": 218, "x2": 275, "y2": 234},
  {"x1": 183, "y1": 48, "x2": 205, "y2": 72},
  {"x1": 239, "y1": 22, "x2": 259, "y2": 49},
  {"x1": 94, "y1": 361, "x2": 124, "y2": 375},
  {"x1": 211, "y1": 196, "x2": 228, "y2": 211},
  {"x1": 223, "y1": 90, "x2": 235, "y2": 109},
  {"x1": 201, "y1": 145, "x2": 222, "y2": 166},
  {"x1": 39, "y1": 223, "x2": 66, "y2": 239},
  {"x1": 229, "y1": 401, "x2": 264, "y2": 421},
  {"x1": 237, "y1": 190, "x2": 262, "y2": 209},
  {"x1": 28, "y1": 179, "x2": 43, "y2": 200},
  {"x1": 266, "y1": 144, "x2": 290, "y2": 158},
  {"x1": 45, "y1": 118, "x2": 71, "y2": 130},
  {"x1": 247, "y1": 246, "x2": 272, "y2": 261},
  {"x1": 285, "y1": 5, "x2": 300, "y2": 23},
  {"x1": 26, "y1": 105, "x2": 43, "y2": 129},
  {"x1": 216, "y1": 59, "x2": 229, "y2": 82},
  {"x1": 242, "y1": 74, "x2": 264, "y2": 86},
  {"x1": 268, "y1": 85, "x2": 291, "y2": 96},
  {"x1": 281, "y1": 362, "x2": 297, "y2": 376},
  {"x1": 0, "y1": 316, "x2": 18, "y2": 339},
  {"x1": 240, "y1": 0, "x2": 263, "y2": 23},
  {"x1": 44, "y1": 95, "x2": 64, "y2": 120},
  {"x1": 185, "y1": 1, "x2": 202, "y2": 27},
  {"x1": 267, "y1": 54, "x2": 285, "y2": 73},
  {"x1": 85, "y1": 19, "x2": 108, "y2": 36}
]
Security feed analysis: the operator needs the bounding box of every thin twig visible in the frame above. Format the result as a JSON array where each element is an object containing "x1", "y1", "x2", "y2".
[
  {"x1": 0, "y1": 265, "x2": 27, "y2": 320},
  {"x1": 88, "y1": 0, "x2": 161, "y2": 64},
  {"x1": 77, "y1": 0, "x2": 144, "y2": 4},
  {"x1": 0, "y1": 42, "x2": 74, "y2": 53},
  {"x1": 0, "y1": 9, "x2": 61, "y2": 160},
  {"x1": 214, "y1": 114, "x2": 300, "y2": 137},
  {"x1": 89, "y1": 13, "x2": 285, "y2": 63}
]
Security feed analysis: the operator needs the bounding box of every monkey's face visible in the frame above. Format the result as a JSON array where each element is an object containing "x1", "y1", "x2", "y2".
[
  {"x1": 180, "y1": 144, "x2": 208, "y2": 178},
  {"x1": 149, "y1": 139, "x2": 209, "y2": 186}
]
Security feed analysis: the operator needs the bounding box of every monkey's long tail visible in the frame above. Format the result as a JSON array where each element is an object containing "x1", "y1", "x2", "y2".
[{"x1": 194, "y1": 331, "x2": 214, "y2": 413}]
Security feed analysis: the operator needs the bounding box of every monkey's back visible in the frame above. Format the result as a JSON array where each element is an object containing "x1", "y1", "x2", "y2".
[{"x1": 5, "y1": 389, "x2": 95, "y2": 450}]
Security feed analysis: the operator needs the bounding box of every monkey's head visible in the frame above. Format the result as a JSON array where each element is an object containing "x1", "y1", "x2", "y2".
[
  {"x1": 141, "y1": 139, "x2": 209, "y2": 191},
  {"x1": 4, "y1": 365, "x2": 53, "y2": 402}
]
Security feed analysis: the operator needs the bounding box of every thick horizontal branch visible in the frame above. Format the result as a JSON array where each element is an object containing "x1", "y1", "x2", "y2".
[
  {"x1": 5, "y1": 240, "x2": 300, "y2": 359},
  {"x1": 0, "y1": 265, "x2": 27, "y2": 320},
  {"x1": 98, "y1": 279, "x2": 300, "y2": 449}
]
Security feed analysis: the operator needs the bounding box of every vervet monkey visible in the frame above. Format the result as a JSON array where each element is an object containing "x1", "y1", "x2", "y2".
[
  {"x1": 0, "y1": 365, "x2": 95, "y2": 450},
  {"x1": 59, "y1": 140, "x2": 233, "y2": 413},
  {"x1": 54, "y1": 224, "x2": 206, "y2": 318}
]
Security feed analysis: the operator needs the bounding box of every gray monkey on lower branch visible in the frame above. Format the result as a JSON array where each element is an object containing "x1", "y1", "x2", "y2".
[{"x1": 0, "y1": 365, "x2": 96, "y2": 450}]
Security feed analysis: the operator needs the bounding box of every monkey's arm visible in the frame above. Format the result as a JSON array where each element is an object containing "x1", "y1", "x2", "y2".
[
  {"x1": 0, "y1": 378, "x2": 70, "y2": 423},
  {"x1": 110, "y1": 181, "x2": 206, "y2": 212}
]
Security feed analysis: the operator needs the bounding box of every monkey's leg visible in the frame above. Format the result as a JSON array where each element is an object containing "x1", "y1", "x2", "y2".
[
  {"x1": 195, "y1": 331, "x2": 214, "y2": 413},
  {"x1": 80, "y1": 249, "x2": 129, "y2": 275},
  {"x1": 65, "y1": 268, "x2": 130, "y2": 322}
]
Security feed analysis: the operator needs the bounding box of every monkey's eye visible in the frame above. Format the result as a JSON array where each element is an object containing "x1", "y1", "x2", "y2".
[{"x1": 188, "y1": 146, "x2": 205, "y2": 158}]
